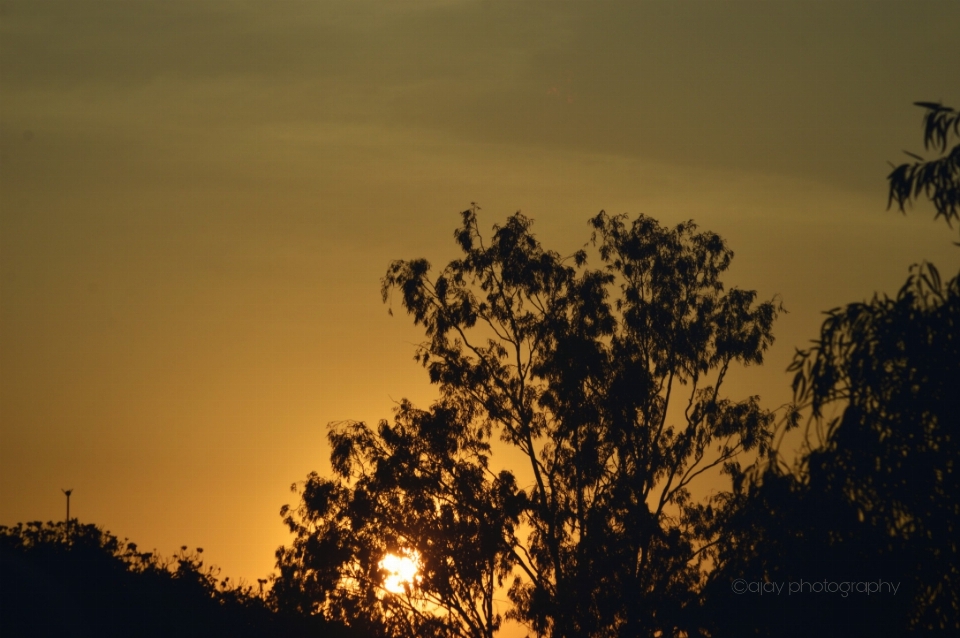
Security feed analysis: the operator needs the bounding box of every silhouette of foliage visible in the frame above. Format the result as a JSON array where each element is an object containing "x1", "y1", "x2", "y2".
[
  {"x1": 274, "y1": 400, "x2": 523, "y2": 638},
  {"x1": 705, "y1": 103, "x2": 960, "y2": 636},
  {"x1": 278, "y1": 208, "x2": 782, "y2": 637},
  {"x1": 0, "y1": 520, "x2": 360, "y2": 638},
  {"x1": 792, "y1": 262, "x2": 959, "y2": 627},
  {"x1": 887, "y1": 102, "x2": 960, "y2": 242},
  {"x1": 705, "y1": 263, "x2": 960, "y2": 636}
]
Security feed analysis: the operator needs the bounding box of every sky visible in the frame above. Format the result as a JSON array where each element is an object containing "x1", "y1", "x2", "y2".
[{"x1": 2, "y1": 0, "x2": 959, "y2": 610}]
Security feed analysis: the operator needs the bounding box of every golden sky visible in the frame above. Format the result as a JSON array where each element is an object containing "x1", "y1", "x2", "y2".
[{"x1": 2, "y1": 0, "x2": 958, "y2": 599}]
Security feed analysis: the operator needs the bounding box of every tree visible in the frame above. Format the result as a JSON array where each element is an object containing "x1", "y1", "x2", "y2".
[
  {"x1": 276, "y1": 208, "x2": 782, "y2": 637},
  {"x1": 0, "y1": 520, "x2": 353, "y2": 638},
  {"x1": 704, "y1": 262, "x2": 960, "y2": 636},
  {"x1": 273, "y1": 400, "x2": 523, "y2": 638},
  {"x1": 888, "y1": 101, "x2": 960, "y2": 243},
  {"x1": 790, "y1": 262, "x2": 959, "y2": 629},
  {"x1": 705, "y1": 104, "x2": 960, "y2": 636}
]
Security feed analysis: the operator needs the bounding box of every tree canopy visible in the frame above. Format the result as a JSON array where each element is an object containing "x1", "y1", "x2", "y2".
[
  {"x1": 275, "y1": 208, "x2": 782, "y2": 637},
  {"x1": 705, "y1": 262, "x2": 959, "y2": 636},
  {"x1": 0, "y1": 520, "x2": 358, "y2": 638},
  {"x1": 705, "y1": 103, "x2": 960, "y2": 636}
]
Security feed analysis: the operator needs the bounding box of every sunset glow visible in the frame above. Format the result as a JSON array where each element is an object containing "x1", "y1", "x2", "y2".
[
  {"x1": 2, "y1": 6, "x2": 958, "y2": 633},
  {"x1": 380, "y1": 550, "x2": 421, "y2": 595}
]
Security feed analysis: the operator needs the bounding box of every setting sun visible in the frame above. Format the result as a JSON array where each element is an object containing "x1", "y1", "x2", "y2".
[{"x1": 380, "y1": 550, "x2": 421, "y2": 595}]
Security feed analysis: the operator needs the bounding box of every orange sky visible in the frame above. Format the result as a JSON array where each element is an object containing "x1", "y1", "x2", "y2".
[{"x1": 2, "y1": 0, "x2": 958, "y2": 612}]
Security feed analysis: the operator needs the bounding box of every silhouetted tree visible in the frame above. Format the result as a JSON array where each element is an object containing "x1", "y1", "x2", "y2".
[
  {"x1": 704, "y1": 263, "x2": 959, "y2": 636},
  {"x1": 704, "y1": 103, "x2": 960, "y2": 636},
  {"x1": 273, "y1": 400, "x2": 523, "y2": 638},
  {"x1": 277, "y1": 208, "x2": 782, "y2": 637},
  {"x1": 0, "y1": 520, "x2": 359, "y2": 638},
  {"x1": 888, "y1": 101, "x2": 960, "y2": 242},
  {"x1": 793, "y1": 263, "x2": 958, "y2": 627}
]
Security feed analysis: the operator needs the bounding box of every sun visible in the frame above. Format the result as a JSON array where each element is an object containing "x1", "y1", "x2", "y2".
[{"x1": 379, "y1": 550, "x2": 421, "y2": 594}]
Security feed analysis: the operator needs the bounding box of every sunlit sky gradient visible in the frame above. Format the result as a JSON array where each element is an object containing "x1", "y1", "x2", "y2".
[{"x1": 2, "y1": 0, "x2": 958, "y2": 604}]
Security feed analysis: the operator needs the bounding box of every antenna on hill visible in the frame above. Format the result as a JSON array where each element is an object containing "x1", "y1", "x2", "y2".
[{"x1": 62, "y1": 488, "x2": 73, "y2": 538}]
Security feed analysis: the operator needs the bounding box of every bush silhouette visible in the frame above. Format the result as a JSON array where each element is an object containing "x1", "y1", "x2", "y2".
[{"x1": 0, "y1": 520, "x2": 364, "y2": 638}]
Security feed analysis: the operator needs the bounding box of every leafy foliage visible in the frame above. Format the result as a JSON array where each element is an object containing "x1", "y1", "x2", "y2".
[
  {"x1": 706, "y1": 263, "x2": 960, "y2": 636},
  {"x1": 278, "y1": 208, "x2": 782, "y2": 637},
  {"x1": 707, "y1": 103, "x2": 960, "y2": 636},
  {"x1": 792, "y1": 262, "x2": 959, "y2": 627},
  {"x1": 0, "y1": 520, "x2": 359, "y2": 638},
  {"x1": 887, "y1": 102, "x2": 960, "y2": 241},
  {"x1": 273, "y1": 400, "x2": 522, "y2": 638}
]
